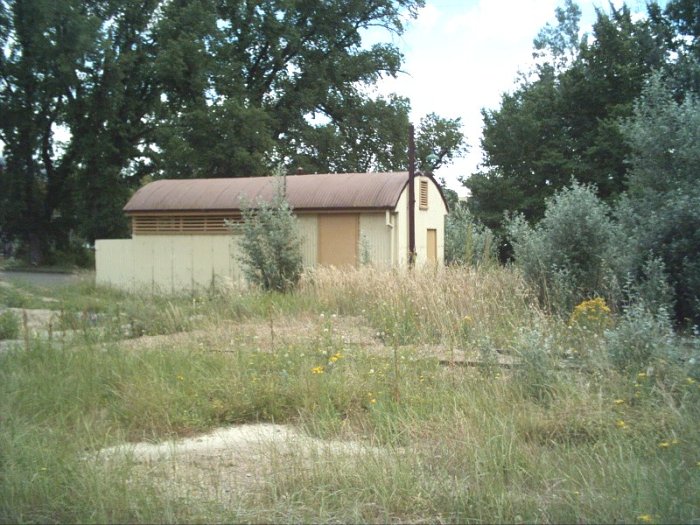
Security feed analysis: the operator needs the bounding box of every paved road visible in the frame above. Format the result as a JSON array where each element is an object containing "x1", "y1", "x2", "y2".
[{"x1": 0, "y1": 270, "x2": 88, "y2": 288}]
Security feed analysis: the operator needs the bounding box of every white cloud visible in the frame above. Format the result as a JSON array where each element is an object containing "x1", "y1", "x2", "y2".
[
  {"x1": 370, "y1": 0, "x2": 658, "y2": 196},
  {"x1": 372, "y1": 0, "x2": 561, "y2": 194}
]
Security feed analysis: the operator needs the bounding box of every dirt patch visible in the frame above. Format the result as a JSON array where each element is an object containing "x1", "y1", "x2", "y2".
[
  {"x1": 118, "y1": 314, "x2": 382, "y2": 354},
  {"x1": 96, "y1": 423, "x2": 386, "y2": 504},
  {"x1": 115, "y1": 314, "x2": 518, "y2": 366}
]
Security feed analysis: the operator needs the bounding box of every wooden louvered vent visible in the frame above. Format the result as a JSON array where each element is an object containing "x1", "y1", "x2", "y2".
[
  {"x1": 419, "y1": 179, "x2": 429, "y2": 210},
  {"x1": 131, "y1": 214, "x2": 243, "y2": 235}
]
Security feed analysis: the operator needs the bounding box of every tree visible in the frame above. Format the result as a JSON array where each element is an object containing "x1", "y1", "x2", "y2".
[
  {"x1": 465, "y1": 2, "x2": 670, "y2": 240},
  {"x1": 152, "y1": 0, "x2": 426, "y2": 178},
  {"x1": 415, "y1": 113, "x2": 467, "y2": 172},
  {"x1": 287, "y1": 94, "x2": 412, "y2": 173},
  {"x1": 67, "y1": 0, "x2": 162, "y2": 243},
  {"x1": 532, "y1": 0, "x2": 582, "y2": 72},
  {"x1": 0, "y1": 0, "x2": 162, "y2": 262},
  {"x1": 616, "y1": 72, "x2": 700, "y2": 324},
  {"x1": 0, "y1": 0, "x2": 99, "y2": 262}
]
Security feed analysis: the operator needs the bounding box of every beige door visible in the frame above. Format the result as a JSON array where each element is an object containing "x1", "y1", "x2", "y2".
[
  {"x1": 318, "y1": 214, "x2": 359, "y2": 267},
  {"x1": 427, "y1": 229, "x2": 437, "y2": 264}
]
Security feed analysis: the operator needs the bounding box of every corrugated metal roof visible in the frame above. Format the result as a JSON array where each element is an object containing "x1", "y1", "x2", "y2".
[{"x1": 124, "y1": 172, "x2": 417, "y2": 213}]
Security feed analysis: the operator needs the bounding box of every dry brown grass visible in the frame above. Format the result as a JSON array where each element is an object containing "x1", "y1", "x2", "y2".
[{"x1": 301, "y1": 264, "x2": 546, "y2": 350}]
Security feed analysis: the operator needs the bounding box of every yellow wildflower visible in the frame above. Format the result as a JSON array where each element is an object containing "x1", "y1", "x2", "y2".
[
  {"x1": 328, "y1": 352, "x2": 343, "y2": 363},
  {"x1": 638, "y1": 372, "x2": 647, "y2": 379},
  {"x1": 616, "y1": 419, "x2": 627, "y2": 429},
  {"x1": 614, "y1": 399, "x2": 625, "y2": 405},
  {"x1": 686, "y1": 377, "x2": 696, "y2": 385},
  {"x1": 311, "y1": 366, "x2": 325, "y2": 375},
  {"x1": 569, "y1": 297, "x2": 612, "y2": 329},
  {"x1": 176, "y1": 374, "x2": 185, "y2": 381},
  {"x1": 658, "y1": 441, "x2": 670, "y2": 448},
  {"x1": 637, "y1": 514, "x2": 653, "y2": 523}
]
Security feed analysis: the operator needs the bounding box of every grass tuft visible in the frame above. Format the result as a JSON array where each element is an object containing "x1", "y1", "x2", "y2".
[{"x1": 0, "y1": 266, "x2": 698, "y2": 523}]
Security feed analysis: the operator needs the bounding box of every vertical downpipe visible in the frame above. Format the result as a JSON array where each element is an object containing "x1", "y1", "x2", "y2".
[{"x1": 408, "y1": 124, "x2": 416, "y2": 267}]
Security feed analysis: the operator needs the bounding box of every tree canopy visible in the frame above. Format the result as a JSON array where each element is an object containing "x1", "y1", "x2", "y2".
[
  {"x1": 0, "y1": 0, "x2": 466, "y2": 263},
  {"x1": 464, "y1": 0, "x2": 697, "y2": 237}
]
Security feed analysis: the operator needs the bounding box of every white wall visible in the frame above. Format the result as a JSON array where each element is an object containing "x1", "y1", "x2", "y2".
[
  {"x1": 95, "y1": 192, "x2": 445, "y2": 292},
  {"x1": 359, "y1": 213, "x2": 393, "y2": 267},
  {"x1": 393, "y1": 175, "x2": 448, "y2": 266},
  {"x1": 96, "y1": 235, "x2": 244, "y2": 293},
  {"x1": 414, "y1": 175, "x2": 448, "y2": 266}
]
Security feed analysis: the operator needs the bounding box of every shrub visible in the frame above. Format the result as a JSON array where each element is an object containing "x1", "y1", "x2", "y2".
[
  {"x1": 512, "y1": 325, "x2": 560, "y2": 404},
  {"x1": 605, "y1": 301, "x2": 675, "y2": 371},
  {"x1": 445, "y1": 202, "x2": 496, "y2": 266},
  {"x1": 617, "y1": 72, "x2": 700, "y2": 324},
  {"x1": 0, "y1": 309, "x2": 20, "y2": 340},
  {"x1": 569, "y1": 297, "x2": 613, "y2": 332},
  {"x1": 506, "y1": 181, "x2": 621, "y2": 314},
  {"x1": 235, "y1": 171, "x2": 303, "y2": 292}
]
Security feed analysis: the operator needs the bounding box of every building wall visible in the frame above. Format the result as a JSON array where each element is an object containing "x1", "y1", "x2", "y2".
[
  {"x1": 95, "y1": 179, "x2": 448, "y2": 292},
  {"x1": 296, "y1": 214, "x2": 318, "y2": 266},
  {"x1": 414, "y1": 174, "x2": 447, "y2": 266},
  {"x1": 95, "y1": 235, "x2": 244, "y2": 292},
  {"x1": 359, "y1": 213, "x2": 393, "y2": 267},
  {"x1": 393, "y1": 175, "x2": 447, "y2": 266},
  {"x1": 301, "y1": 212, "x2": 393, "y2": 268}
]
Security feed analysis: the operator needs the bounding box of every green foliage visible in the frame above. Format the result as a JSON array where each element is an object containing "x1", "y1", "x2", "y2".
[
  {"x1": 465, "y1": 2, "x2": 676, "y2": 237},
  {"x1": 289, "y1": 101, "x2": 467, "y2": 174},
  {"x1": 152, "y1": 0, "x2": 429, "y2": 177},
  {"x1": 617, "y1": 71, "x2": 700, "y2": 324},
  {"x1": 414, "y1": 113, "x2": 468, "y2": 172},
  {"x1": 444, "y1": 201, "x2": 496, "y2": 267},
  {"x1": 605, "y1": 301, "x2": 676, "y2": 371},
  {"x1": 533, "y1": 0, "x2": 582, "y2": 71},
  {"x1": 0, "y1": 309, "x2": 19, "y2": 340},
  {"x1": 0, "y1": 0, "x2": 469, "y2": 266},
  {"x1": 0, "y1": 0, "x2": 159, "y2": 260},
  {"x1": 236, "y1": 174, "x2": 303, "y2": 293},
  {"x1": 507, "y1": 181, "x2": 621, "y2": 313},
  {"x1": 1, "y1": 270, "x2": 698, "y2": 523}
]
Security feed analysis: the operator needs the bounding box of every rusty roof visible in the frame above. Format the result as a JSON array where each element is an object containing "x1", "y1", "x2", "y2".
[{"x1": 124, "y1": 172, "x2": 437, "y2": 213}]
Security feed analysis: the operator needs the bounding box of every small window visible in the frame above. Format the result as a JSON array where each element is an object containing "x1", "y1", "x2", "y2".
[{"x1": 419, "y1": 179, "x2": 428, "y2": 210}]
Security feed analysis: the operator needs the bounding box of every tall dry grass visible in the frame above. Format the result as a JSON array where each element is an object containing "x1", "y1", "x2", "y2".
[
  {"x1": 302, "y1": 264, "x2": 546, "y2": 350},
  {"x1": 0, "y1": 266, "x2": 698, "y2": 523}
]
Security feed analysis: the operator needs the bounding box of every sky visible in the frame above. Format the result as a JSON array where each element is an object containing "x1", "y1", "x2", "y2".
[{"x1": 366, "y1": 0, "x2": 657, "y2": 195}]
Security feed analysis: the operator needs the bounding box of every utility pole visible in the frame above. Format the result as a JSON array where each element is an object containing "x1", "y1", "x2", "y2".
[{"x1": 408, "y1": 124, "x2": 416, "y2": 267}]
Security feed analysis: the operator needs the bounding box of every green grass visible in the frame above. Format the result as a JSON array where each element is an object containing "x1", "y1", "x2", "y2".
[{"x1": 1, "y1": 266, "x2": 698, "y2": 523}]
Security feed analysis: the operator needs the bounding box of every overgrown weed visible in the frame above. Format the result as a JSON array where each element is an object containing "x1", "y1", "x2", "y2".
[{"x1": 0, "y1": 266, "x2": 698, "y2": 523}]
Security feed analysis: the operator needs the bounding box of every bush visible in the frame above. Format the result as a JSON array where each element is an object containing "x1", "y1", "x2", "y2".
[
  {"x1": 445, "y1": 202, "x2": 496, "y2": 266},
  {"x1": 512, "y1": 325, "x2": 560, "y2": 404},
  {"x1": 617, "y1": 72, "x2": 700, "y2": 324},
  {"x1": 605, "y1": 301, "x2": 676, "y2": 371},
  {"x1": 0, "y1": 309, "x2": 20, "y2": 340},
  {"x1": 235, "y1": 172, "x2": 303, "y2": 292},
  {"x1": 506, "y1": 181, "x2": 621, "y2": 314},
  {"x1": 569, "y1": 297, "x2": 613, "y2": 333}
]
